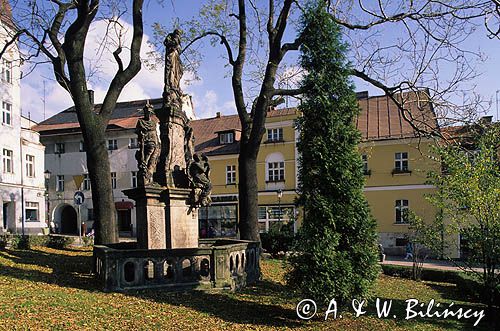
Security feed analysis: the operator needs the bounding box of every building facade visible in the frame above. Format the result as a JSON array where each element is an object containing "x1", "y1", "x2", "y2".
[
  {"x1": 0, "y1": 1, "x2": 47, "y2": 234},
  {"x1": 35, "y1": 91, "x2": 448, "y2": 254}
]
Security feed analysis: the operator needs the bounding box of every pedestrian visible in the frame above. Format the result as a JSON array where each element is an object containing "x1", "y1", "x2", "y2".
[{"x1": 404, "y1": 241, "x2": 413, "y2": 260}]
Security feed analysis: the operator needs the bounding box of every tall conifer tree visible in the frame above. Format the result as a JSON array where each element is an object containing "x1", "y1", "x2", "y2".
[{"x1": 287, "y1": 1, "x2": 379, "y2": 305}]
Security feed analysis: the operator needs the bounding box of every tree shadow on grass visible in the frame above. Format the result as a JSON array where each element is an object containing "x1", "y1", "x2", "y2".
[
  {"x1": 0, "y1": 248, "x2": 98, "y2": 291},
  {"x1": 425, "y1": 282, "x2": 479, "y2": 303},
  {"x1": 0, "y1": 248, "x2": 304, "y2": 327},
  {"x1": 129, "y1": 279, "x2": 303, "y2": 328}
]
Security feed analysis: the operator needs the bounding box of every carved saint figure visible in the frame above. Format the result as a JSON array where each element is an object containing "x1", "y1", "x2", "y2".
[
  {"x1": 188, "y1": 153, "x2": 212, "y2": 206},
  {"x1": 163, "y1": 29, "x2": 183, "y2": 109},
  {"x1": 184, "y1": 125, "x2": 195, "y2": 166},
  {"x1": 135, "y1": 101, "x2": 160, "y2": 185}
]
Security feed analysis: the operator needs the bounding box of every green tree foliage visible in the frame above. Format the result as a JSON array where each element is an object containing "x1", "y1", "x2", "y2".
[
  {"x1": 287, "y1": 1, "x2": 379, "y2": 306},
  {"x1": 426, "y1": 125, "x2": 500, "y2": 314}
]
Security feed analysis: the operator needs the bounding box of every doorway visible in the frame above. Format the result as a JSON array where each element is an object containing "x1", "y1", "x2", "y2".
[
  {"x1": 60, "y1": 205, "x2": 78, "y2": 234},
  {"x1": 2, "y1": 203, "x2": 8, "y2": 230},
  {"x1": 117, "y1": 209, "x2": 132, "y2": 232}
]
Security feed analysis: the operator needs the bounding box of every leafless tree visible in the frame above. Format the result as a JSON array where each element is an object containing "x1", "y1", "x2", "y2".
[
  {"x1": 0, "y1": 0, "x2": 145, "y2": 244},
  {"x1": 148, "y1": 0, "x2": 500, "y2": 241}
]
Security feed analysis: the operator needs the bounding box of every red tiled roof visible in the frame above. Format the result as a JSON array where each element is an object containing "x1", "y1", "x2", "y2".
[
  {"x1": 34, "y1": 92, "x2": 437, "y2": 155},
  {"x1": 355, "y1": 91, "x2": 437, "y2": 141},
  {"x1": 191, "y1": 108, "x2": 299, "y2": 155},
  {"x1": 191, "y1": 114, "x2": 241, "y2": 155},
  {"x1": 33, "y1": 117, "x2": 141, "y2": 133}
]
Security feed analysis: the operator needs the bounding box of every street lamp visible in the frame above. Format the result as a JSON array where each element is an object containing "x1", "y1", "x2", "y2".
[
  {"x1": 277, "y1": 189, "x2": 283, "y2": 226},
  {"x1": 44, "y1": 170, "x2": 51, "y2": 232}
]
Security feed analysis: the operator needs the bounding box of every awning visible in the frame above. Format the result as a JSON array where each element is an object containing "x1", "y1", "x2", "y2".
[{"x1": 115, "y1": 201, "x2": 134, "y2": 210}]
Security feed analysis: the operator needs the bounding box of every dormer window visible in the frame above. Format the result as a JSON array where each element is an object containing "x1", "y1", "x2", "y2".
[{"x1": 219, "y1": 132, "x2": 234, "y2": 144}]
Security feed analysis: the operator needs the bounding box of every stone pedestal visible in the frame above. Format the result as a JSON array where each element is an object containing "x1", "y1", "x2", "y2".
[
  {"x1": 123, "y1": 186, "x2": 198, "y2": 249},
  {"x1": 124, "y1": 186, "x2": 166, "y2": 250},
  {"x1": 164, "y1": 188, "x2": 198, "y2": 249}
]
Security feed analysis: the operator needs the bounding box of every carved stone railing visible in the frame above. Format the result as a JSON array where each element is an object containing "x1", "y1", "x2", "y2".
[{"x1": 93, "y1": 239, "x2": 260, "y2": 292}]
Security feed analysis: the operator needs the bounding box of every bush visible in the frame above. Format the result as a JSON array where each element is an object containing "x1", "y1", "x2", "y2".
[
  {"x1": 82, "y1": 236, "x2": 94, "y2": 247},
  {"x1": 28, "y1": 235, "x2": 50, "y2": 247},
  {"x1": 0, "y1": 235, "x2": 7, "y2": 249},
  {"x1": 47, "y1": 235, "x2": 74, "y2": 249},
  {"x1": 260, "y1": 223, "x2": 296, "y2": 256},
  {"x1": 0, "y1": 235, "x2": 50, "y2": 249}
]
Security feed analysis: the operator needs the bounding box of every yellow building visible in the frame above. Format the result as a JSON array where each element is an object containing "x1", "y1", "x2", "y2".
[
  {"x1": 36, "y1": 91, "x2": 444, "y2": 255},
  {"x1": 193, "y1": 91, "x2": 442, "y2": 255}
]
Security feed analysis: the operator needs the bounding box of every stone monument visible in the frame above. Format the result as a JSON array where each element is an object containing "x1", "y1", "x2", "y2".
[
  {"x1": 124, "y1": 28, "x2": 210, "y2": 250},
  {"x1": 94, "y1": 29, "x2": 260, "y2": 293}
]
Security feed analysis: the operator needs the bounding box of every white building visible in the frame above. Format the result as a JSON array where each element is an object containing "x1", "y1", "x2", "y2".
[
  {"x1": 34, "y1": 95, "x2": 198, "y2": 236},
  {"x1": 35, "y1": 99, "x2": 159, "y2": 235},
  {"x1": 0, "y1": 0, "x2": 47, "y2": 234}
]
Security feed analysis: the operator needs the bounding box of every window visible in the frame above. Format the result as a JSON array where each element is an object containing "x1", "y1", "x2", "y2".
[
  {"x1": 111, "y1": 172, "x2": 117, "y2": 189},
  {"x1": 219, "y1": 132, "x2": 234, "y2": 144},
  {"x1": 198, "y1": 204, "x2": 238, "y2": 238},
  {"x1": 226, "y1": 165, "x2": 236, "y2": 184},
  {"x1": 87, "y1": 208, "x2": 94, "y2": 221},
  {"x1": 25, "y1": 202, "x2": 39, "y2": 222},
  {"x1": 267, "y1": 128, "x2": 283, "y2": 142},
  {"x1": 56, "y1": 175, "x2": 64, "y2": 192},
  {"x1": 395, "y1": 238, "x2": 409, "y2": 247},
  {"x1": 1, "y1": 59, "x2": 12, "y2": 83},
  {"x1": 2, "y1": 101, "x2": 12, "y2": 125},
  {"x1": 79, "y1": 141, "x2": 85, "y2": 152},
  {"x1": 362, "y1": 154, "x2": 370, "y2": 175},
  {"x1": 394, "y1": 152, "x2": 409, "y2": 172},
  {"x1": 54, "y1": 143, "x2": 65, "y2": 154},
  {"x1": 267, "y1": 162, "x2": 285, "y2": 182},
  {"x1": 129, "y1": 138, "x2": 139, "y2": 149},
  {"x1": 108, "y1": 139, "x2": 118, "y2": 150},
  {"x1": 83, "y1": 174, "x2": 91, "y2": 190},
  {"x1": 258, "y1": 206, "x2": 295, "y2": 233},
  {"x1": 2, "y1": 149, "x2": 13, "y2": 173},
  {"x1": 131, "y1": 171, "x2": 137, "y2": 188},
  {"x1": 26, "y1": 154, "x2": 35, "y2": 177},
  {"x1": 395, "y1": 199, "x2": 409, "y2": 224}
]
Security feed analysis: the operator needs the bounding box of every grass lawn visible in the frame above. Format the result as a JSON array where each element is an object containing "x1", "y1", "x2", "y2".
[{"x1": 0, "y1": 246, "x2": 492, "y2": 330}]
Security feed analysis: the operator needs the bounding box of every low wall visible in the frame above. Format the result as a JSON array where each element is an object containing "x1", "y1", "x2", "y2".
[{"x1": 93, "y1": 239, "x2": 260, "y2": 292}]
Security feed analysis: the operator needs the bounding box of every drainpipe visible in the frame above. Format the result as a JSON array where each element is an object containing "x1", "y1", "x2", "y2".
[{"x1": 20, "y1": 133, "x2": 25, "y2": 236}]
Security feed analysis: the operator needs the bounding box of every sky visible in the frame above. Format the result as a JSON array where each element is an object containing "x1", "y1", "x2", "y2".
[{"x1": 11, "y1": 1, "x2": 500, "y2": 123}]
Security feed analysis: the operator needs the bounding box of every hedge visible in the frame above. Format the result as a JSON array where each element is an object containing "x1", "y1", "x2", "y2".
[
  {"x1": 381, "y1": 264, "x2": 498, "y2": 304},
  {"x1": 0, "y1": 234, "x2": 76, "y2": 250}
]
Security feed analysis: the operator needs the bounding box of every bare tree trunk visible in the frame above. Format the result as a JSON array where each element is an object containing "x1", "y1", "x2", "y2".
[
  {"x1": 84, "y1": 127, "x2": 118, "y2": 244},
  {"x1": 238, "y1": 143, "x2": 259, "y2": 241}
]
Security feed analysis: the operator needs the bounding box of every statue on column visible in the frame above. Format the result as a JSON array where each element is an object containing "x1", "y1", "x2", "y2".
[
  {"x1": 135, "y1": 101, "x2": 160, "y2": 186},
  {"x1": 163, "y1": 29, "x2": 183, "y2": 111}
]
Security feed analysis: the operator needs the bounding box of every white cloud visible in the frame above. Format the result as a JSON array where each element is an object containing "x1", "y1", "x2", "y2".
[
  {"x1": 21, "y1": 17, "x2": 165, "y2": 122},
  {"x1": 20, "y1": 16, "x2": 231, "y2": 123},
  {"x1": 192, "y1": 90, "x2": 236, "y2": 119}
]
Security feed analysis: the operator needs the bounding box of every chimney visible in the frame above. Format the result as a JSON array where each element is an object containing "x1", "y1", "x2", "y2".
[
  {"x1": 216, "y1": 112, "x2": 221, "y2": 118},
  {"x1": 88, "y1": 90, "x2": 94, "y2": 105}
]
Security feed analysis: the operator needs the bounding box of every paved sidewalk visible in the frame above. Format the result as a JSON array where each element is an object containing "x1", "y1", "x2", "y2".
[{"x1": 382, "y1": 256, "x2": 482, "y2": 272}]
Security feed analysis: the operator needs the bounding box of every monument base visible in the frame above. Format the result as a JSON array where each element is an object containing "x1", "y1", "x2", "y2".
[
  {"x1": 123, "y1": 186, "x2": 166, "y2": 250},
  {"x1": 163, "y1": 187, "x2": 198, "y2": 249},
  {"x1": 123, "y1": 186, "x2": 198, "y2": 249}
]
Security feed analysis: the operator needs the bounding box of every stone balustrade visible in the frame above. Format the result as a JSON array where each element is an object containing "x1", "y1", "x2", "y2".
[{"x1": 93, "y1": 239, "x2": 260, "y2": 292}]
